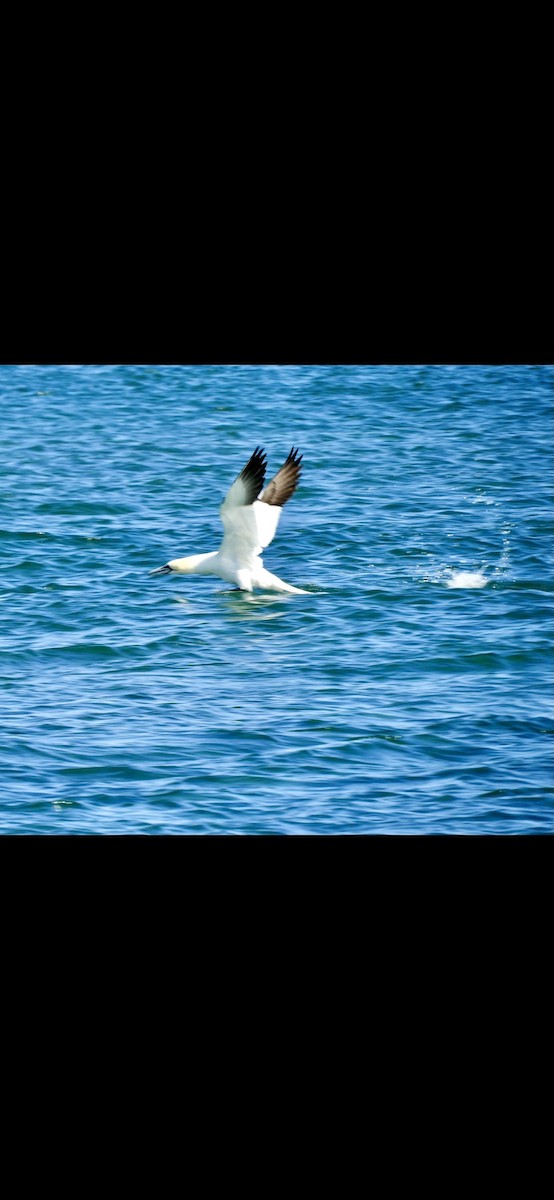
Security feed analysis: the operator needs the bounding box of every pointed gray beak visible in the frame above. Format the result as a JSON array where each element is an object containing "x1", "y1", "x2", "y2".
[{"x1": 149, "y1": 565, "x2": 172, "y2": 576}]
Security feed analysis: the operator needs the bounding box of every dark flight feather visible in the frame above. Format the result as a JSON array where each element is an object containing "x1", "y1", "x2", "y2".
[
  {"x1": 236, "y1": 446, "x2": 267, "y2": 505},
  {"x1": 260, "y1": 447, "x2": 303, "y2": 507}
]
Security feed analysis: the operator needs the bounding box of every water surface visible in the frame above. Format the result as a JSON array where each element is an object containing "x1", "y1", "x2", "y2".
[{"x1": 1, "y1": 364, "x2": 552, "y2": 833}]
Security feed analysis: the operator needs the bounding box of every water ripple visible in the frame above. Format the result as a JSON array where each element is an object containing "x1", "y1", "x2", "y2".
[{"x1": 1, "y1": 364, "x2": 552, "y2": 833}]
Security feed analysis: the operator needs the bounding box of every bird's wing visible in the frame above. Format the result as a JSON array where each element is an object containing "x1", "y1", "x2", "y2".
[
  {"x1": 260, "y1": 447, "x2": 303, "y2": 507},
  {"x1": 219, "y1": 447, "x2": 302, "y2": 562},
  {"x1": 219, "y1": 447, "x2": 271, "y2": 561},
  {"x1": 220, "y1": 446, "x2": 267, "y2": 511}
]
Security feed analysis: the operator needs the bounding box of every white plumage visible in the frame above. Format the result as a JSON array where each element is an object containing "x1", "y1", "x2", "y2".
[{"x1": 150, "y1": 447, "x2": 306, "y2": 593}]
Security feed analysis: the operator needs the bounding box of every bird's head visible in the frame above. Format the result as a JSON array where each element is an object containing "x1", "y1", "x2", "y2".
[{"x1": 149, "y1": 555, "x2": 204, "y2": 577}]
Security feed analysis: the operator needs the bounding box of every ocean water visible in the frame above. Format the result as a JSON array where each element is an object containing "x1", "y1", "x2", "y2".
[{"x1": 1, "y1": 363, "x2": 552, "y2": 835}]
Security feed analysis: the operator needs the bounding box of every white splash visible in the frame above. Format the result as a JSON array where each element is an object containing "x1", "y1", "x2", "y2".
[{"x1": 446, "y1": 569, "x2": 489, "y2": 588}]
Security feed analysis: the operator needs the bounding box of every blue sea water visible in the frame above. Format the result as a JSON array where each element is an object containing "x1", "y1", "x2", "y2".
[{"x1": 1, "y1": 363, "x2": 552, "y2": 835}]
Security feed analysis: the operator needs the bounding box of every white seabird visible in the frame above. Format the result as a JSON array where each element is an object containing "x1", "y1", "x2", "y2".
[{"x1": 150, "y1": 446, "x2": 307, "y2": 593}]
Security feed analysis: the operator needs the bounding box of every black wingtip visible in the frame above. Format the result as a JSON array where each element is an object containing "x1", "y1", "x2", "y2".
[
  {"x1": 242, "y1": 447, "x2": 267, "y2": 474},
  {"x1": 238, "y1": 447, "x2": 267, "y2": 504}
]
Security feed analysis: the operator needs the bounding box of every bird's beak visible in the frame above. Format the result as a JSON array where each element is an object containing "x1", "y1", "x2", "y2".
[{"x1": 149, "y1": 565, "x2": 172, "y2": 576}]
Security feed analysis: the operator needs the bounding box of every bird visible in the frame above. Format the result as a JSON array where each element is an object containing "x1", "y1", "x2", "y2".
[{"x1": 149, "y1": 446, "x2": 307, "y2": 593}]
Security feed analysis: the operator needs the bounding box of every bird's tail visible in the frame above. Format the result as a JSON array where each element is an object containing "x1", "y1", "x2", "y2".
[{"x1": 254, "y1": 567, "x2": 307, "y2": 593}]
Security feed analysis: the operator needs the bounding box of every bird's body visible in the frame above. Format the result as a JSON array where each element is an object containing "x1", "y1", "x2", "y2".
[{"x1": 150, "y1": 447, "x2": 306, "y2": 593}]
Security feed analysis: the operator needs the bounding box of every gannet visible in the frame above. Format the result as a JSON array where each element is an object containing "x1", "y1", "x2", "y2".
[{"x1": 150, "y1": 446, "x2": 307, "y2": 593}]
